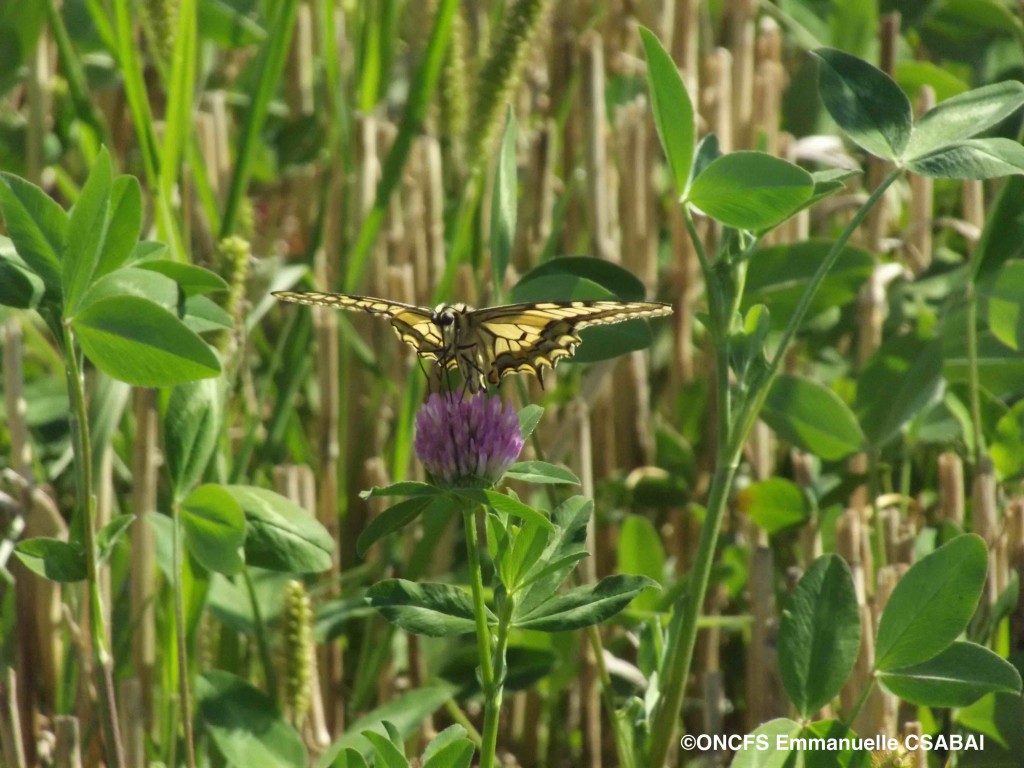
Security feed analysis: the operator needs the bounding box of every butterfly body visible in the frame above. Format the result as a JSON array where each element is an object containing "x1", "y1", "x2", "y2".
[{"x1": 272, "y1": 290, "x2": 672, "y2": 391}]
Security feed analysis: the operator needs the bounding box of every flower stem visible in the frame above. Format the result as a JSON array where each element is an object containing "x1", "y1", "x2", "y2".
[
  {"x1": 647, "y1": 170, "x2": 903, "y2": 766},
  {"x1": 171, "y1": 503, "x2": 197, "y2": 768},
  {"x1": 62, "y1": 326, "x2": 126, "y2": 768},
  {"x1": 462, "y1": 505, "x2": 498, "y2": 768}
]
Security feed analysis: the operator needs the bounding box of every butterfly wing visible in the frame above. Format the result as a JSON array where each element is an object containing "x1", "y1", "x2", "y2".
[
  {"x1": 272, "y1": 291, "x2": 448, "y2": 361},
  {"x1": 466, "y1": 300, "x2": 673, "y2": 385}
]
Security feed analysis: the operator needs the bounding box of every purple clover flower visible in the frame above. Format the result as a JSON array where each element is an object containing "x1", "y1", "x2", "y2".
[{"x1": 414, "y1": 392, "x2": 524, "y2": 487}]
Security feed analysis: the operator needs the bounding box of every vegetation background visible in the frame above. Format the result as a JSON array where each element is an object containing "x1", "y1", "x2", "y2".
[{"x1": 0, "y1": 0, "x2": 1023, "y2": 766}]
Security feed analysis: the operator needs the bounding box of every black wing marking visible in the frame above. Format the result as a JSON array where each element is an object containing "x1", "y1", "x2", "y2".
[
  {"x1": 467, "y1": 300, "x2": 673, "y2": 385},
  {"x1": 271, "y1": 291, "x2": 447, "y2": 360}
]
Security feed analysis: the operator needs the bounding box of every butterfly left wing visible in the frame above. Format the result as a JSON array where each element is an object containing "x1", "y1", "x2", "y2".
[
  {"x1": 466, "y1": 300, "x2": 673, "y2": 386},
  {"x1": 271, "y1": 291, "x2": 448, "y2": 362}
]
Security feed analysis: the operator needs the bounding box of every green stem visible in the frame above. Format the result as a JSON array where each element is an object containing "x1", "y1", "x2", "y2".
[
  {"x1": 462, "y1": 506, "x2": 498, "y2": 768},
  {"x1": 843, "y1": 678, "x2": 876, "y2": 727},
  {"x1": 243, "y1": 567, "x2": 278, "y2": 697},
  {"x1": 481, "y1": 594, "x2": 512, "y2": 766},
  {"x1": 965, "y1": 280, "x2": 985, "y2": 463},
  {"x1": 171, "y1": 504, "x2": 197, "y2": 768},
  {"x1": 62, "y1": 326, "x2": 125, "y2": 768},
  {"x1": 647, "y1": 170, "x2": 903, "y2": 766}
]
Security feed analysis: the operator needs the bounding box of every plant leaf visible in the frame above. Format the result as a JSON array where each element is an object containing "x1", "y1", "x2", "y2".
[
  {"x1": 640, "y1": 26, "x2": 695, "y2": 196},
  {"x1": 357, "y1": 496, "x2": 439, "y2": 556},
  {"x1": 490, "y1": 107, "x2": 517, "y2": 295},
  {"x1": 877, "y1": 641, "x2": 1022, "y2": 707},
  {"x1": 181, "y1": 484, "x2": 245, "y2": 575},
  {"x1": 367, "y1": 579, "x2": 487, "y2": 637},
  {"x1": 737, "y1": 478, "x2": 810, "y2": 534},
  {"x1": 504, "y1": 461, "x2": 579, "y2": 486},
  {"x1": 14, "y1": 538, "x2": 87, "y2": 583},
  {"x1": 63, "y1": 147, "x2": 113, "y2": 314},
  {"x1": 763, "y1": 374, "x2": 864, "y2": 460},
  {"x1": 163, "y1": 378, "x2": 222, "y2": 499},
  {"x1": 856, "y1": 331, "x2": 945, "y2": 449},
  {"x1": 906, "y1": 138, "x2": 1024, "y2": 180},
  {"x1": 813, "y1": 47, "x2": 913, "y2": 160},
  {"x1": 875, "y1": 534, "x2": 988, "y2": 670},
  {"x1": 0, "y1": 172, "x2": 66, "y2": 292},
  {"x1": 196, "y1": 670, "x2": 307, "y2": 768},
  {"x1": 905, "y1": 81, "x2": 1024, "y2": 159},
  {"x1": 226, "y1": 485, "x2": 334, "y2": 573},
  {"x1": 72, "y1": 295, "x2": 221, "y2": 386},
  {"x1": 778, "y1": 555, "x2": 861, "y2": 717},
  {"x1": 687, "y1": 152, "x2": 814, "y2": 231},
  {"x1": 515, "y1": 574, "x2": 656, "y2": 631}
]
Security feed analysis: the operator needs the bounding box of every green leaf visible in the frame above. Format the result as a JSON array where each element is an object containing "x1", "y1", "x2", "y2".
[
  {"x1": 95, "y1": 175, "x2": 142, "y2": 279},
  {"x1": 183, "y1": 294, "x2": 233, "y2": 334},
  {"x1": 63, "y1": 147, "x2": 113, "y2": 314},
  {"x1": 198, "y1": 0, "x2": 267, "y2": 46},
  {"x1": 737, "y1": 478, "x2": 810, "y2": 534},
  {"x1": 905, "y1": 81, "x2": 1024, "y2": 160},
  {"x1": 798, "y1": 720, "x2": 870, "y2": 768},
  {"x1": 163, "y1": 378, "x2": 222, "y2": 499},
  {"x1": 329, "y1": 749, "x2": 370, "y2": 768},
  {"x1": 98, "y1": 515, "x2": 135, "y2": 565},
  {"x1": 906, "y1": 138, "x2": 1024, "y2": 180},
  {"x1": 465, "y1": 489, "x2": 554, "y2": 531},
  {"x1": 0, "y1": 172, "x2": 66, "y2": 292},
  {"x1": 778, "y1": 555, "x2": 861, "y2": 717},
  {"x1": 422, "y1": 726, "x2": 470, "y2": 763},
  {"x1": 514, "y1": 574, "x2": 656, "y2": 631},
  {"x1": 983, "y1": 261, "x2": 1024, "y2": 352},
  {"x1": 357, "y1": 496, "x2": 438, "y2": 556},
  {"x1": 687, "y1": 152, "x2": 814, "y2": 231},
  {"x1": 763, "y1": 374, "x2": 864, "y2": 460},
  {"x1": 990, "y1": 401, "x2": 1024, "y2": 481},
  {"x1": 617, "y1": 515, "x2": 665, "y2": 612},
  {"x1": 181, "y1": 484, "x2": 245, "y2": 575},
  {"x1": 504, "y1": 461, "x2": 579, "y2": 486},
  {"x1": 423, "y1": 739, "x2": 475, "y2": 768},
  {"x1": 518, "y1": 404, "x2": 544, "y2": 441},
  {"x1": 367, "y1": 579, "x2": 486, "y2": 637},
  {"x1": 878, "y1": 641, "x2": 1022, "y2": 707},
  {"x1": 360, "y1": 481, "x2": 442, "y2": 499},
  {"x1": 77, "y1": 266, "x2": 179, "y2": 314},
  {"x1": 135, "y1": 260, "x2": 230, "y2": 295},
  {"x1": 813, "y1": 47, "x2": 913, "y2": 160},
  {"x1": 316, "y1": 685, "x2": 456, "y2": 766},
  {"x1": 197, "y1": 670, "x2": 307, "y2": 768},
  {"x1": 855, "y1": 331, "x2": 944, "y2": 449},
  {"x1": 490, "y1": 108, "x2": 517, "y2": 295},
  {"x1": 502, "y1": 517, "x2": 551, "y2": 592},
  {"x1": 973, "y1": 175, "x2": 1024, "y2": 282},
  {"x1": 728, "y1": 718, "x2": 802, "y2": 768},
  {"x1": 72, "y1": 295, "x2": 221, "y2": 386},
  {"x1": 226, "y1": 485, "x2": 334, "y2": 573},
  {"x1": 875, "y1": 534, "x2": 988, "y2": 670},
  {"x1": 0, "y1": 243, "x2": 45, "y2": 309},
  {"x1": 895, "y1": 60, "x2": 969, "y2": 104},
  {"x1": 743, "y1": 240, "x2": 873, "y2": 330},
  {"x1": 640, "y1": 26, "x2": 694, "y2": 196},
  {"x1": 517, "y1": 496, "x2": 591, "y2": 616},
  {"x1": 363, "y1": 731, "x2": 408, "y2": 768},
  {"x1": 14, "y1": 538, "x2": 87, "y2": 583}
]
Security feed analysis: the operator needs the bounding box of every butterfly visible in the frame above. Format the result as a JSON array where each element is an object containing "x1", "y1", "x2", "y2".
[{"x1": 272, "y1": 291, "x2": 673, "y2": 391}]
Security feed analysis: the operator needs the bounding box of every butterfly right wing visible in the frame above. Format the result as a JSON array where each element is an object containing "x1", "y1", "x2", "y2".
[{"x1": 271, "y1": 291, "x2": 448, "y2": 362}]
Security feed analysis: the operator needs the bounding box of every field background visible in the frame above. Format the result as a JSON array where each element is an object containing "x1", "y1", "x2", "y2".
[{"x1": 1, "y1": 1, "x2": 1023, "y2": 767}]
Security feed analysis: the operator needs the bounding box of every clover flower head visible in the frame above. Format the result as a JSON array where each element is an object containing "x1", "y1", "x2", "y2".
[{"x1": 414, "y1": 392, "x2": 524, "y2": 487}]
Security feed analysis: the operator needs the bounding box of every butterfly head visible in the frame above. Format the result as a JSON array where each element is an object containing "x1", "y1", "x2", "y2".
[{"x1": 431, "y1": 303, "x2": 469, "y2": 327}]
